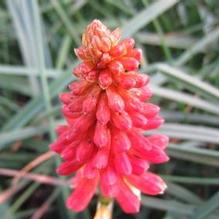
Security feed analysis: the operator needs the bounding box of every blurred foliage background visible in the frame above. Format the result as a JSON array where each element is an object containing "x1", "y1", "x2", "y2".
[{"x1": 0, "y1": 0, "x2": 219, "y2": 218}]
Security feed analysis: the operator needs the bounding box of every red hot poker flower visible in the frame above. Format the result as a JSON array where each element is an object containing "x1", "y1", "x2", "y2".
[{"x1": 50, "y1": 19, "x2": 169, "y2": 214}]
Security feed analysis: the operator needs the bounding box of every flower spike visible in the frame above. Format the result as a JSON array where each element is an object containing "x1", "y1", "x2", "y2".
[{"x1": 50, "y1": 19, "x2": 169, "y2": 214}]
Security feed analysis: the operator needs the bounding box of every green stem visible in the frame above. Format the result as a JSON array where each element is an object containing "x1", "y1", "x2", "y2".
[{"x1": 93, "y1": 196, "x2": 113, "y2": 219}]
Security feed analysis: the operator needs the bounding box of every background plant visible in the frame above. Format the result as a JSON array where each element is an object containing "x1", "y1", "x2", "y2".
[{"x1": 0, "y1": 0, "x2": 219, "y2": 219}]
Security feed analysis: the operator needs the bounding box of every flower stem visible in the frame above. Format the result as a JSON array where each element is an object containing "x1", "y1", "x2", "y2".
[{"x1": 93, "y1": 196, "x2": 113, "y2": 219}]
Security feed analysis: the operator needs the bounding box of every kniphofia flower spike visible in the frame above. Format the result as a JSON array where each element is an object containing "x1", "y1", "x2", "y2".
[{"x1": 50, "y1": 19, "x2": 169, "y2": 214}]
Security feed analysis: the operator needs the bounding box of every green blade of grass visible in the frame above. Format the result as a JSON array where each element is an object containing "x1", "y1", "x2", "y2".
[
  {"x1": 4, "y1": 183, "x2": 39, "y2": 219},
  {"x1": 175, "y1": 27, "x2": 219, "y2": 66},
  {"x1": 122, "y1": 0, "x2": 179, "y2": 38},
  {"x1": 0, "y1": 65, "x2": 61, "y2": 77},
  {"x1": 151, "y1": 63, "x2": 219, "y2": 101},
  {"x1": 161, "y1": 123, "x2": 219, "y2": 141},
  {"x1": 163, "y1": 175, "x2": 219, "y2": 186},
  {"x1": 56, "y1": 35, "x2": 72, "y2": 69},
  {"x1": 32, "y1": 0, "x2": 55, "y2": 140},
  {"x1": 189, "y1": 191, "x2": 219, "y2": 219},
  {"x1": 142, "y1": 0, "x2": 173, "y2": 62},
  {"x1": 142, "y1": 197, "x2": 219, "y2": 219},
  {"x1": 0, "y1": 126, "x2": 46, "y2": 149},
  {"x1": 0, "y1": 75, "x2": 31, "y2": 95},
  {"x1": 137, "y1": 32, "x2": 197, "y2": 50},
  {"x1": 0, "y1": 96, "x2": 20, "y2": 111},
  {"x1": 162, "y1": 111, "x2": 219, "y2": 126},
  {"x1": 1, "y1": 68, "x2": 73, "y2": 131},
  {"x1": 50, "y1": 0, "x2": 80, "y2": 45},
  {"x1": 29, "y1": 188, "x2": 60, "y2": 219},
  {"x1": 166, "y1": 182, "x2": 202, "y2": 204},
  {"x1": 6, "y1": 0, "x2": 40, "y2": 96},
  {"x1": 31, "y1": 2, "x2": 75, "y2": 219},
  {"x1": 16, "y1": 209, "x2": 36, "y2": 219},
  {"x1": 168, "y1": 144, "x2": 219, "y2": 166},
  {"x1": 141, "y1": 196, "x2": 194, "y2": 215},
  {"x1": 152, "y1": 85, "x2": 219, "y2": 115},
  {"x1": 0, "y1": 207, "x2": 15, "y2": 219}
]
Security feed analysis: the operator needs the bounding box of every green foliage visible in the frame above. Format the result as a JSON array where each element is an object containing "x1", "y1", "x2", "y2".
[{"x1": 0, "y1": 0, "x2": 219, "y2": 218}]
